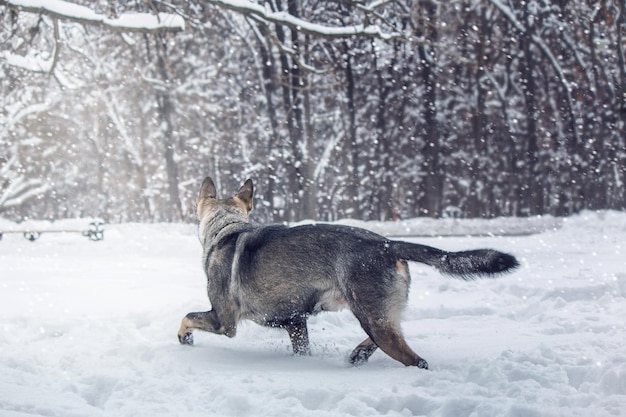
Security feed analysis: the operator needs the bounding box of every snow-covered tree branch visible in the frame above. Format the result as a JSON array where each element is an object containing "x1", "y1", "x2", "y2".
[
  {"x1": 201, "y1": 0, "x2": 403, "y2": 40},
  {"x1": 0, "y1": 0, "x2": 185, "y2": 33},
  {"x1": 0, "y1": 154, "x2": 49, "y2": 211}
]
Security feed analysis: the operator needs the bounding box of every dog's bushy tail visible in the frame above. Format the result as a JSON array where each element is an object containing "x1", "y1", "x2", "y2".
[{"x1": 390, "y1": 241, "x2": 519, "y2": 280}]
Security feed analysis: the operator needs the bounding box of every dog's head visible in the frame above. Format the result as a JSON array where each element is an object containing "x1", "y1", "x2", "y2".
[{"x1": 197, "y1": 177, "x2": 254, "y2": 222}]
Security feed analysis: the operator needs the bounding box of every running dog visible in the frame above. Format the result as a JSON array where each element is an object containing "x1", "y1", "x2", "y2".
[{"x1": 178, "y1": 177, "x2": 519, "y2": 368}]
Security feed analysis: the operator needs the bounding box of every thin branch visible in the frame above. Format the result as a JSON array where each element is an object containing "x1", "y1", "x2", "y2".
[
  {"x1": 49, "y1": 18, "x2": 60, "y2": 74},
  {"x1": 487, "y1": 0, "x2": 580, "y2": 143}
]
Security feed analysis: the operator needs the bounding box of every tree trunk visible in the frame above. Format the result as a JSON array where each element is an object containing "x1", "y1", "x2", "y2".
[
  {"x1": 415, "y1": 0, "x2": 441, "y2": 218},
  {"x1": 518, "y1": 6, "x2": 540, "y2": 216},
  {"x1": 257, "y1": 23, "x2": 280, "y2": 221},
  {"x1": 467, "y1": 7, "x2": 488, "y2": 218},
  {"x1": 343, "y1": 40, "x2": 361, "y2": 219},
  {"x1": 155, "y1": 41, "x2": 182, "y2": 221}
]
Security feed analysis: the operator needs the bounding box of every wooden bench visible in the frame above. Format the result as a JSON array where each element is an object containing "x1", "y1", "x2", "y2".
[{"x1": 0, "y1": 221, "x2": 105, "y2": 242}]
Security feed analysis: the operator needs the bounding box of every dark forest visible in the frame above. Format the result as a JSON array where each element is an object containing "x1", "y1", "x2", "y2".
[{"x1": 1, "y1": 0, "x2": 625, "y2": 222}]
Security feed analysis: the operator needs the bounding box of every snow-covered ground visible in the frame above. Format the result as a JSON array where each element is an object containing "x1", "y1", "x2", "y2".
[{"x1": 1, "y1": 212, "x2": 625, "y2": 417}]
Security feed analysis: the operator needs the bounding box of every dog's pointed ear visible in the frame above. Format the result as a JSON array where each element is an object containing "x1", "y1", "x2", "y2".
[
  {"x1": 199, "y1": 177, "x2": 217, "y2": 200},
  {"x1": 236, "y1": 179, "x2": 254, "y2": 212}
]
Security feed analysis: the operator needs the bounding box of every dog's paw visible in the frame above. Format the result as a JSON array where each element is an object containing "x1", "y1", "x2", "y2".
[
  {"x1": 348, "y1": 351, "x2": 370, "y2": 366},
  {"x1": 417, "y1": 359, "x2": 429, "y2": 370},
  {"x1": 178, "y1": 332, "x2": 194, "y2": 345}
]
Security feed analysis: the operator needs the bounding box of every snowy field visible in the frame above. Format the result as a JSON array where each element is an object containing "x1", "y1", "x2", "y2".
[{"x1": 1, "y1": 211, "x2": 625, "y2": 417}]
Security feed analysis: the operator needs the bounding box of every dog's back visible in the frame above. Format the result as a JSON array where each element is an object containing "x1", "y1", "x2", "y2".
[{"x1": 233, "y1": 224, "x2": 405, "y2": 322}]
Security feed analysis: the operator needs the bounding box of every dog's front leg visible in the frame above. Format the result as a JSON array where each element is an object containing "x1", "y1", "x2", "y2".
[
  {"x1": 283, "y1": 317, "x2": 311, "y2": 356},
  {"x1": 178, "y1": 310, "x2": 235, "y2": 345}
]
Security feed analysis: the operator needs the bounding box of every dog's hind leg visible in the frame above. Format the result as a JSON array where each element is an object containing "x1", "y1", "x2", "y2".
[
  {"x1": 350, "y1": 305, "x2": 427, "y2": 368},
  {"x1": 282, "y1": 317, "x2": 311, "y2": 356},
  {"x1": 178, "y1": 310, "x2": 235, "y2": 345},
  {"x1": 349, "y1": 289, "x2": 428, "y2": 368},
  {"x1": 367, "y1": 324, "x2": 428, "y2": 369},
  {"x1": 349, "y1": 337, "x2": 378, "y2": 365}
]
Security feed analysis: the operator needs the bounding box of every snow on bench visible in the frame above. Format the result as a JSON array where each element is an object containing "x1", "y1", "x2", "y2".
[{"x1": 0, "y1": 220, "x2": 105, "y2": 242}]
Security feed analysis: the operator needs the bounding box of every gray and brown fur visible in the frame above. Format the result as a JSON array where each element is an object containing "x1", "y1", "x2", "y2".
[{"x1": 178, "y1": 177, "x2": 519, "y2": 368}]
